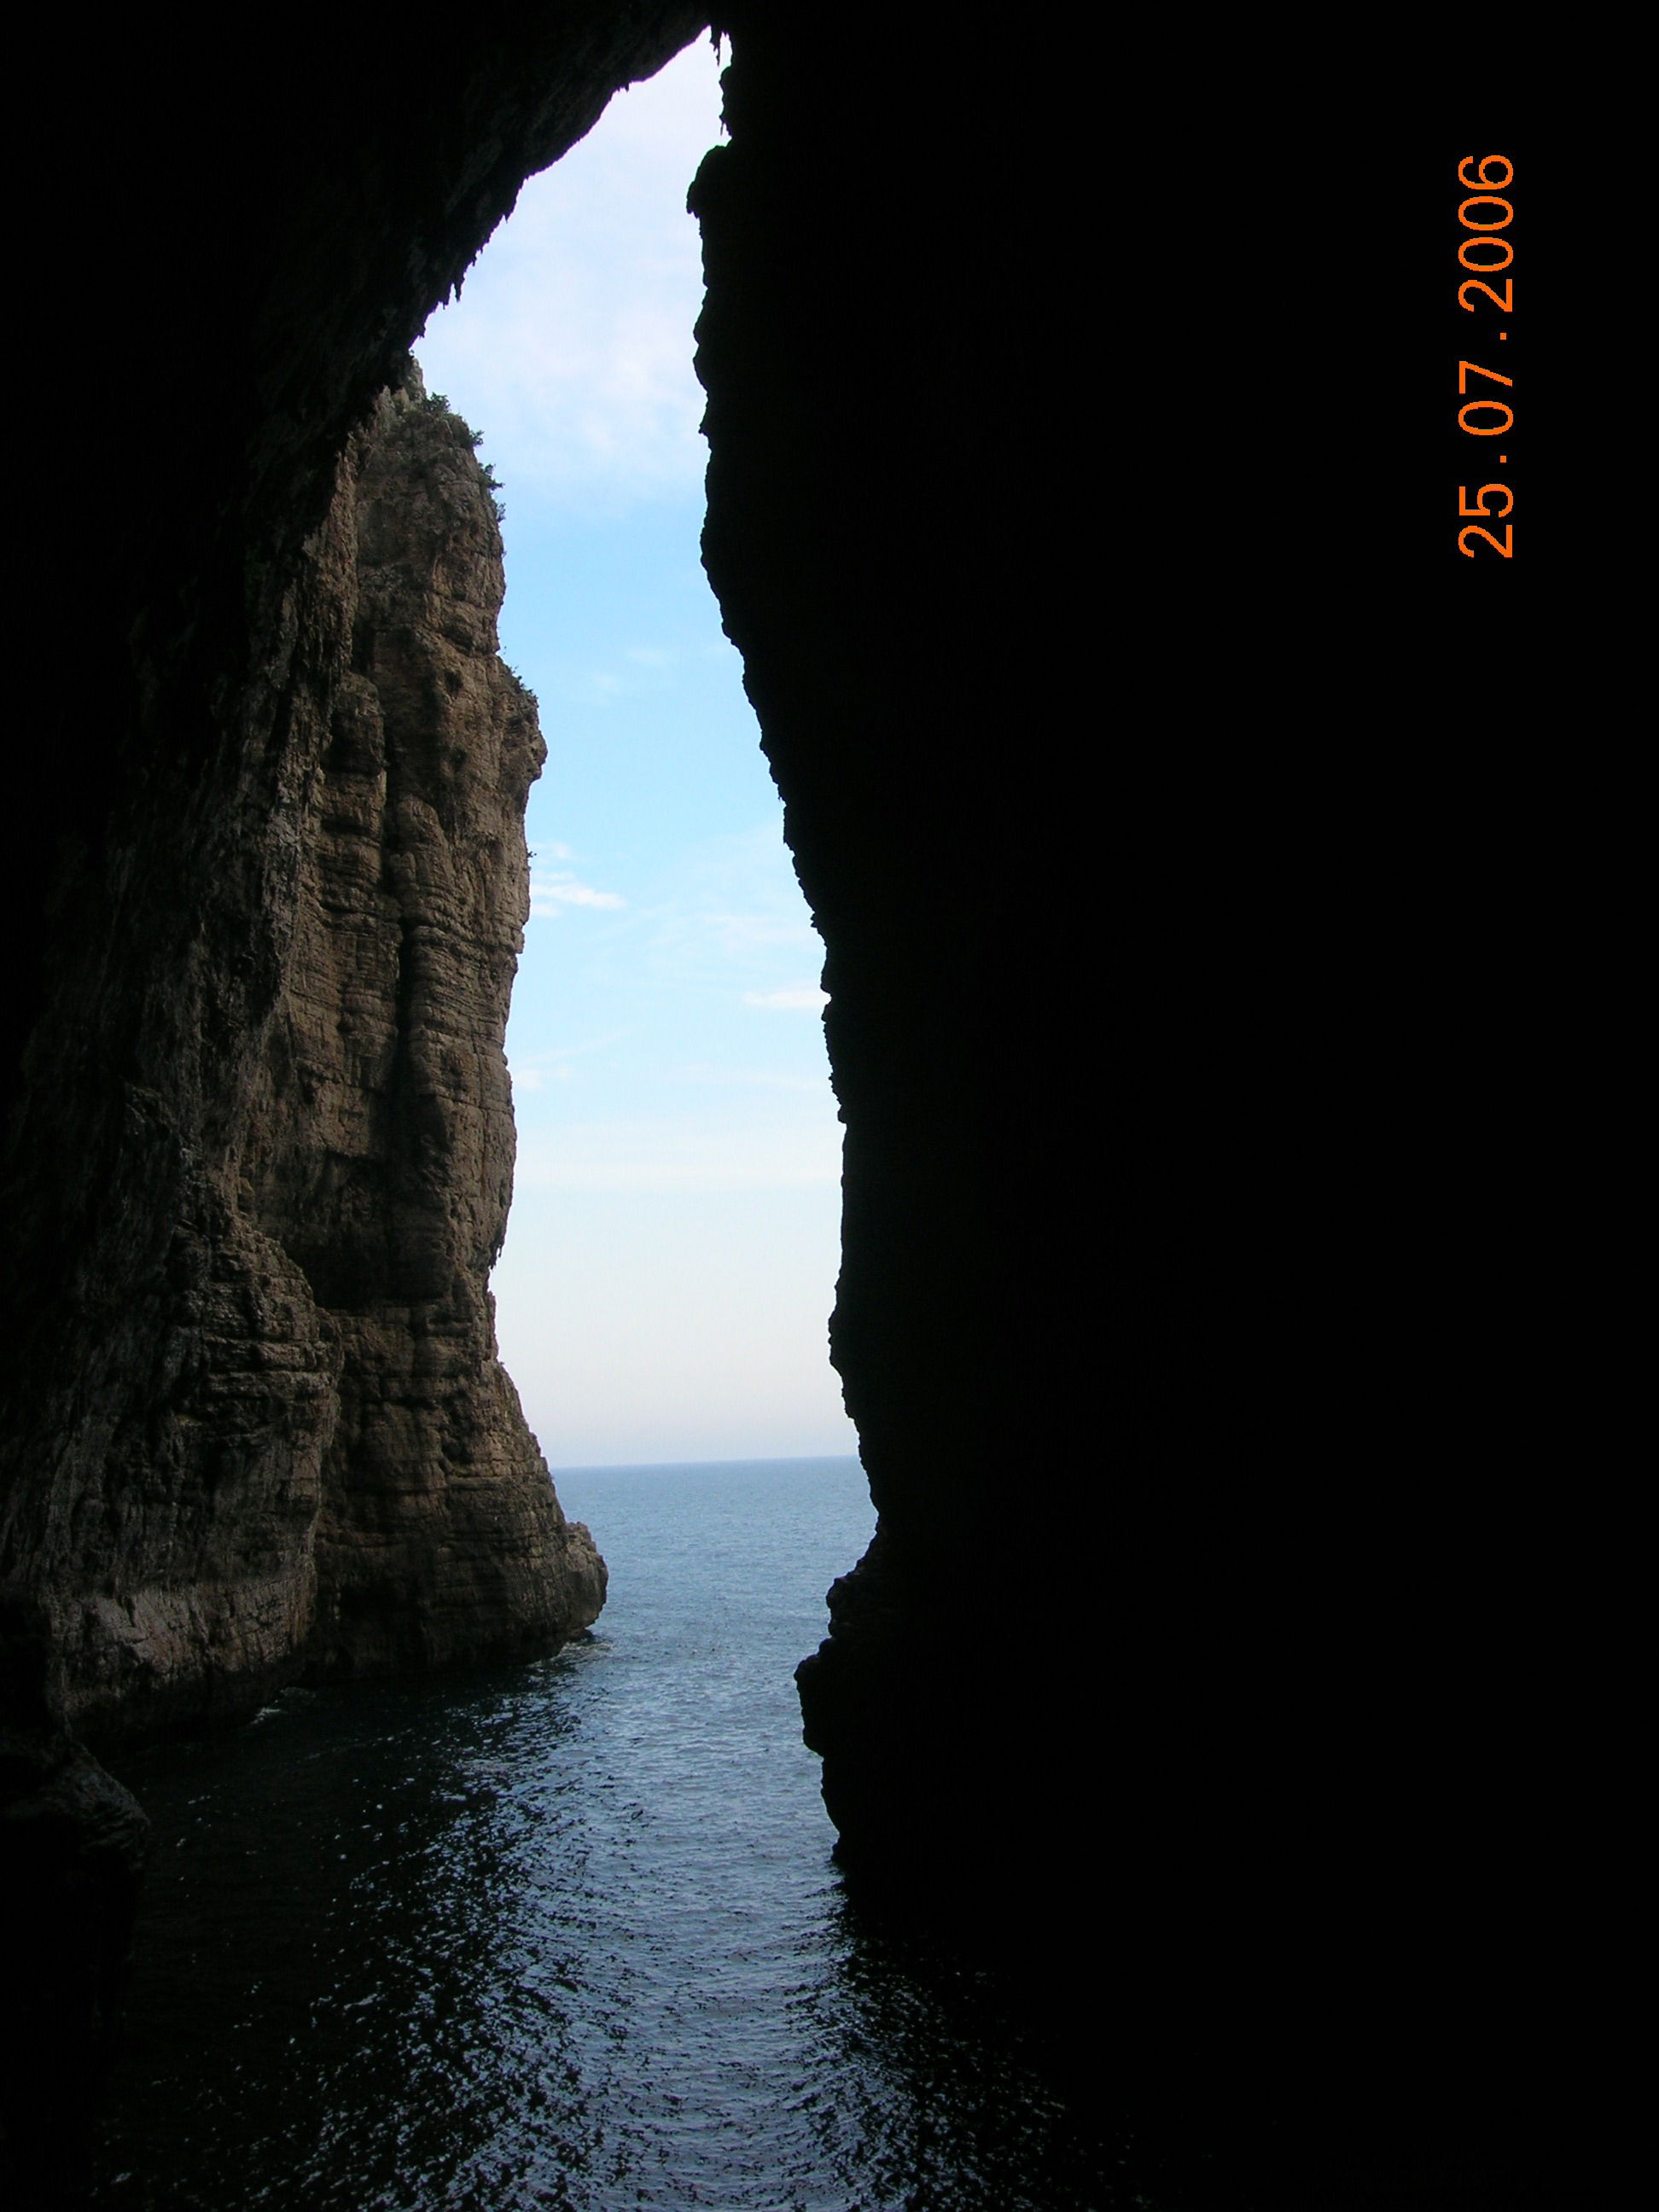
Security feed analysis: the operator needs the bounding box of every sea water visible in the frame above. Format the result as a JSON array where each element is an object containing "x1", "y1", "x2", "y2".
[{"x1": 86, "y1": 1458, "x2": 1141, "y2": 2209}]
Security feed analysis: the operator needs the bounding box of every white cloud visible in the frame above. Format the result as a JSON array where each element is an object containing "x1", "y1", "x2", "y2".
[
  {"x1": 742, "y1": 986, "x2": 828, "y2": 1010},
  {"x1": 655, "y1": 908, "x2": 816, "y2": 955},
  {"x1": 567, "y1": 656, "x2": 674, "y2": 707},
  {"x1": 518, "y1": 1027, "x2": 633, "y2": 1064},
  {"x1": 530, "y1": 870, "x2": 626, "y2": 917},
  {"x1": 677, "y1": 1064, "x2": 825, "y2": 1093},
  {"x1": 515, "y1": 1116, "x2": 842, "y2": 1193},
  {"x1": 412, "y1": 40, "x2": 723, "y2": 515},
  {"x1": 661, "y1": 824, "x2": 816, "y2": 948}
]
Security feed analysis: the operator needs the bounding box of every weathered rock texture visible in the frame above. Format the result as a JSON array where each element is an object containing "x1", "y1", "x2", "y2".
[
  {"x1": 3, "y1": 7, "x2": 707, "y2": 1748},
  {"x1": 252, "y1": 366, "x2": 607, "y2": 1687},
  {"x1": 1, "y1": 367, "x2": 601, "y2": 1741}
]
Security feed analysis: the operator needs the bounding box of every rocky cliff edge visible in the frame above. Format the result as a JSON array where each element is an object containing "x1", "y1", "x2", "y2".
[{"x1": 1, "y1": 366, "x2": 602, "y2": 1742}]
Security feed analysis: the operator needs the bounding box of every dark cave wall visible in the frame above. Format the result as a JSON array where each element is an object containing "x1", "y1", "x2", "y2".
[
  {"x1": 687, "y1": 15, "x2": 1563, "y2": 2158},
  {"x1": 690, "y1": 10, "x2": 1155, "y2": 1904}
]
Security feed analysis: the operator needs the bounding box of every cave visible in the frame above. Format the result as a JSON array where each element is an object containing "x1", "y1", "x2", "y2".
[{"x1": 3, "y1": 9, "x2": 1578, "y2": 2206}]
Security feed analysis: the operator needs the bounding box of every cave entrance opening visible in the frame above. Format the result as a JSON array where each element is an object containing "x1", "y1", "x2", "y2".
[{"x1": 413, "y1": 36, "x2": 855, "y2": 1481}]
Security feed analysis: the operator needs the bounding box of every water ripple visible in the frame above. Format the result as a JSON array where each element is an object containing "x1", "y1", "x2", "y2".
[{"x1": 90, "y1": 1461, "x2": 1136, "y2": 2210}]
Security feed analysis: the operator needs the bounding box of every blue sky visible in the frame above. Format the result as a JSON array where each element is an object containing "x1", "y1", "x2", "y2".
[{"x1": 416, "y1": 38, "x2": 857, "y2": 1468}]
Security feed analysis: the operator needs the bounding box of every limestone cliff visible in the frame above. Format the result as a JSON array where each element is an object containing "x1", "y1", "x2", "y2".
[{"x1": 0, "y1": 368, "x2": 602, "y2": 1741}]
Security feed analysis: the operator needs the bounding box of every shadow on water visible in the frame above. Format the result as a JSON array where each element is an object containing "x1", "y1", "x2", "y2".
[
  {"x1": 84, "y1": 1665, "x2": 1159, "y2": 2211},
  {"x1": 84, "y1": 1460, "x2": 1186, "y2": 2211},
  {"x1": 78, "y1": 1452, "x2": 1526, "y2": 2212}
]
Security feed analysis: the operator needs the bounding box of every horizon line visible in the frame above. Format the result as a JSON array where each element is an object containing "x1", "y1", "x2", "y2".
[{"x1": 548, "y1": 1449, "x2": 862, "y2": 1475}]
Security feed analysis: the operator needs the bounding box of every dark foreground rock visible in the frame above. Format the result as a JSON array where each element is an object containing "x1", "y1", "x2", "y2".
[
  {"x1": 692, "y1": 17, "x2": 1575, "y2": 2206},
  {"x1": 0, "y1": 1592, "x2": 149, "y2": 2203}
]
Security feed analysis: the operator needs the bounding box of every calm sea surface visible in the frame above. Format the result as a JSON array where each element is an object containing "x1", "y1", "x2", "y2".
[{"x1": 86, "y1": 1458, "x2": 1145, "y2": 2210}]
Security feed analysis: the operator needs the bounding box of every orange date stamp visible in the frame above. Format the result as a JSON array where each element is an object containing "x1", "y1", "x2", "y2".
[{"x1": 1456, "y1": 154, "x2": 1515, "y2": 559}]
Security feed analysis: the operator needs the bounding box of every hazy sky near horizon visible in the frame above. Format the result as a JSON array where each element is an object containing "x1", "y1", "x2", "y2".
[{"x1": 415, "y1": 38, "x2": 858, "y2": 1470}]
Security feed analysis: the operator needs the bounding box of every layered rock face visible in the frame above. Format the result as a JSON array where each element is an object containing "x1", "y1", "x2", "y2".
[
  {"x1": 0, "y1": 370, "x2": 602, "y2": 1740},
  {"x1": 4, "y1": 9, "x2": 705, "y2": 1749},
  {"x1": 250, "y1": 369, "x2": 607, "y2": 1685}
]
